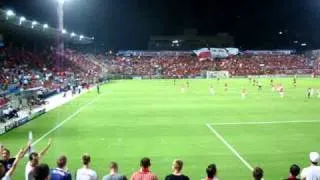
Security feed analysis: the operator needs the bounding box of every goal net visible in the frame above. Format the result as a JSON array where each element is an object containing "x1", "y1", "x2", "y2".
[{"x1": 206, "y1": 71, "x2": 230, "y2": 79}]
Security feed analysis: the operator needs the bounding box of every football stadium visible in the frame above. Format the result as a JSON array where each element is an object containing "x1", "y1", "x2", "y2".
[{"x1": 1, "y1": 1, "x2": 320, "y2": 180}]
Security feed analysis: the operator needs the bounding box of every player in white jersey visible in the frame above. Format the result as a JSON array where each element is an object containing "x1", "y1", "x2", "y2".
[
  {"x1": 209, "y1": 85, "x2": 215, "y2": 96},
  {"x1": 279, "y1": 85, "x2": 284, "y2": 98},
  {"x1": 241, "y1": 89, "x2": 247, "y2": 99}
]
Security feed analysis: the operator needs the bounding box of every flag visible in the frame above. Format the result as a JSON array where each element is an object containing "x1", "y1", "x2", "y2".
[
  {"x1": 28, "y1": 131, "x2": 33, "y2": 154},
  {"x1": 193, "y1": 48, "x2": 212, "y2": 61}
]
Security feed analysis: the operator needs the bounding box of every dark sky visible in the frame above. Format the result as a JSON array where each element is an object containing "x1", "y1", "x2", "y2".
[{"x1": 1, "y1": 0, "x2": 320, "y2": 49}]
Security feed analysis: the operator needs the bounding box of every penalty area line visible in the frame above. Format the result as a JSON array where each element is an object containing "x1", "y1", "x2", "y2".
[
  {"x1": 32, "y1": 92, "x2": 108, "y2": 146},
  {"x1": 205, "y1": 123, "x2": 254, "y2": 171},
  {"x1": 210, "y1": 120, "x2": 320, "y2": 126}
]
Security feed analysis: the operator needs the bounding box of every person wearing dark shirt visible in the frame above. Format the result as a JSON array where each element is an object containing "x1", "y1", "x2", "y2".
[
  {"x1": 205, "y1": 163, "x2": 218, "y2": 180},
  {"x1": 165, "y1": 160, "x2": 189, "y2": 180},
  {"x1": 50, "y1": 155, "x2": 72, "y2": 180},
  {"x1": 0, "y1": 148, "x2": 15, "y2": 173},
  {"x1": 253, "y1": 167, "x2": 263, "y2": 180},
  {"x1": 102, "y1": 161, "x2": 127, "y2": 180},
  {"x1": 284, "y1": 164, "x2": 301, "y2": 180},
  {"x1": 34, "y1": 164, "x2": 50, "y2": 180}
]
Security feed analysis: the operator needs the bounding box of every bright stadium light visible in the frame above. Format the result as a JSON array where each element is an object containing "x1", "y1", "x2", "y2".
[
  {"x1": 71, "y1": 32, "x2": 76, "y2": 37},
  {"x1": 31, "y1": 21, "x2": 38, "y2": 28},
  {"x1": 6, "y1": 10, "x2": 15, "y2": 17},
  {"x1": 278, "y1": 31, "x2": 283, "y2": 35},
  {"x1": 19, "y1": 16, "x2": 26, "y2": 25},
  {"x1": 43, "y1": 24, "x2": 49, "y2": 29},
  {"x1": 301, "y1": 43, "x2": 307, "y2": 47},
  {"x1": 62, "y1": 29, "x2": 67, "y2": 34},
  {"x1": 58, "y1": 0, "x2": 65, "y2": 4},
  {"x1": 79, "y1": 35, "x2": 84, "y2": 40}
]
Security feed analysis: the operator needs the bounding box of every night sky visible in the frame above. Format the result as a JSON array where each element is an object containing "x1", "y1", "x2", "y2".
[{"x1": 1, "y1": 0, "x2": 320, "y2": 50}]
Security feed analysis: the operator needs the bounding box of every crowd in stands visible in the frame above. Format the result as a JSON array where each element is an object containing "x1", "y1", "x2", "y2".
[
  {"x1": 0, "y1": 45, "x2": 105, "y2": 123},
  {"x1": 0, "y1": 141, "x2": 320, "y2": 180},
  {"x1": 106, "y1": 54, "x2": 313, "y2": 78}
]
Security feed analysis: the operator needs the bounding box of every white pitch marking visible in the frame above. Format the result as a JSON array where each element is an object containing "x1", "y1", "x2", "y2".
[
  {"x1": 210, "y1": 120, "x2": 320, "y2": 126},
  {"x1": 205, "y1": 123, "x2": 254, "y2": 171},
  {"x1": 32, "y1": 92, "x2": 108, "y2": 146}
]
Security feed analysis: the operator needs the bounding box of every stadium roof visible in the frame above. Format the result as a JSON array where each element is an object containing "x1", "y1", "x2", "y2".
[{"x1": 0, "y1": 9, "x2": 94, "y2": 45}]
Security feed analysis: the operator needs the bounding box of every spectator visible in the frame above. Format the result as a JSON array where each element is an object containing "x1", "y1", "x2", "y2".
[
  {"x1": 26, "y1": 139, "x2": 52, "y2": 180},
  {"x1": 284, "y1": 164, "x2": 301, "y2": 180},
  {"x1": 165, "y1": 159, "x2": 189, "y2": 180},
  {"x1": 130, "y1": 157, "x2": 158, "y2": 180},
  {"x1": 50, "y1": 155, "x2": 72, "y2": 180},
  {"x1": 0, "y1": 149, "x2": 25, "y2": 180},
  {"x1": 102, "y1": 161, "x2": 127, "y2": 180},
  {"x1": 301, "y1": 152, "x2": 320, "y2": 180},
  {"x1": 76, "y1": 154, "x2": 97, "y2": 180},
  {"x1": 0, "y1": 142, "x2": 30, "y2": 173},
  {"x1": 205, "y1": 164, "x2": 218, "y2": 180},
  {"x1": 34, "y1": 164, "x2": 50, "y2": 180},
  {"x1": 0, "y1": 148, "x2": 15, "y2": 173},
  {"x1": 252, "y1": 167, "x2": 263, "y2": 180}
]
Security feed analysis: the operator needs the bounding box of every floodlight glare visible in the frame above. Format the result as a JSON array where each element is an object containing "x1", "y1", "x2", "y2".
[
  {"x1": 301, "y1": 43, "x2": 307, "y2": 47},
  {"x1": 278, "y1": 31, "x2": 283, "y2": 35},
  {"x1": 6, "y1": 10, "x2": 15, "y2": 17},
  {"x1": 71, "y1": 32, "x2": 76, "y2": 37},
  {"x1": 58, "y1": 0, "x2": 65, "y2": 4},
  {"x1": 79, "y1": 35, "x2": 84, "y2": 40},
  {"x1": 31, "y1": 21, "x2": 38, "y2": 28},
  {"x1": 19, "y1": 16, "x2": 26, "y2": 24},
  {"x1": 62, "y1": 29, "x2": 67, "y2": 34},
  {"x1": 43, "y1": 24, "x2": 49, "y2": 29}
]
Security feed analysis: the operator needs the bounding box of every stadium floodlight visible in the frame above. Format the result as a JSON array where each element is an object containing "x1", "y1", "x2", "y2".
[
  {"x1": 31, "y1": 21, "x2": 38, "y2": 28},
  {"x1": 293, "y1": 41, "x2": 298, "y2": 44},
  {"x1": 62, "y1": 29, "x2": 67, "y2": 34},
  {"x1": 79, "y1": 35, "x2": 84, "y2": 40},
  {"x1": 301, "y1": 43, "x2": 307, "y2": 47},
  {"x1": 6, "y1": 10, "x2": 15, "y2": 17},
  {"x1": 58, "y1": 0, "x2": 65, "y2": 4},
  {"x1": 91, "y1": 37, "x2": 95, "y2": 40},
  {"x1": 19, "y1": 16, "x2": 26, "y2": 25},
  {"x1": 43, "y1": 24, "x2": 49, "y2": 29},
  {"x1": 71, "y1": 32, "x2": 76, "y2": 37},
  {"x1": 278, "y1": 31, "x2": 283, "y2": 35}
]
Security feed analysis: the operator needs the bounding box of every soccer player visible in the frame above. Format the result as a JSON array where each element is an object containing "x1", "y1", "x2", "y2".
[
  {"x1": 25, "y1": 139, "x2": 52, "y2": 180},
  {"x1": 173, "y1": 79, "x2": 176, "y2": 86},
  {"x1": 217, "y1": 77, "x2": 220, "y2": 84},
  {"x1": 181, "y1": 85, "x2": 186, "y2": 93},
  {"x1": 130, "y1": 157, "x2": 158, "y2": 180},
  {"x1": 252, "y1": 79, "x2": 256, "y2": 86},
  {"x1": 0, "y1": 149, "x2": 25, "y2": 180},
  {"x1": 33, "y1": 164, "x2": 50, "y2": 180},
  {"x1": 307, "y1": 88, "x2": 312, "y2": 99},
  {"x1": 165, "y1": 160, "x2": 189, "y2": 180},
  {"x1": 310, "y1": 88, "x2": 315, "y2": 97},
  {"x1": 270, "y1": 79, "x2": 274, "y2": 87},
  {"x1": 209, "y1": 85, "x2": 215, "y2": 96},
  {"x1": 241, "y1": 89, "x2": 247, "y2": 99},
  {"x1": 224, "y1": 83, "x2": 228, "y2": 92},
  {"x1": 50, "y1": 155, "x2": 72, "y2": 180},
  {"x1": 257, "y1": 81, "x2": 262, "y2": 91},
  {"x1": 97, "y1": 84, "x2": 100, "y2": 94},
  {"x1": 293, "y1": 77, "x2": 297, "y2": 88},
  {"x1": 76, "y1": 154, "x2": 98, "y2": 180},
  {"x1": 186, "y1": 81, "x2": 190, "y2": 88},
  {"x1": 279, "y1": 85, "x2": 284, "y2": 98}
]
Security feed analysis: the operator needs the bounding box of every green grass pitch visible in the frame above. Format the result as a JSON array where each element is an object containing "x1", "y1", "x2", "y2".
[{"x1": 1, "y1": 78, "x2": 320, "y2": 180}]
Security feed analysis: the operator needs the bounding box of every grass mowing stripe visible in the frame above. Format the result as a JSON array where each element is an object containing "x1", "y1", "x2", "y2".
[
  {"x1": 31, "y1": 92, "x2": 107, "y2": 146},
  {"x1": 205, "y1": 123, "x2": 254, "y2": 171},
  {"x1": 211, "y1": 120, "x2": 320, "y2": 126}
]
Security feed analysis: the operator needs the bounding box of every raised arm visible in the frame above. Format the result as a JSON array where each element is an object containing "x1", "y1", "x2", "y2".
[
  {"x1": 39, "y1": 138, "x2": 52, "y2": 160},
  {"x1": 6, "y1": 149, "x2": 24, "y2": 177}
]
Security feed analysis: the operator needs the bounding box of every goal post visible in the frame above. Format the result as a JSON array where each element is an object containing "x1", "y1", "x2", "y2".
[{"x1": 206, "y1": 71, "x2": 230, "y2": 79}]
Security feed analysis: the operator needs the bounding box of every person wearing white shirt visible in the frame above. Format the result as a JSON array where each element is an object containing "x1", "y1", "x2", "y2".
[
  {"x1": 301, "y1": 152, "x2": 320, "y2": 180},
  {"x1": 25, "y1": 139, "x2": 52, "y2": 180},
  {"x1": 76, "y1": 154, "x2": 97, "y2": 180},
  {"x1": 0, "y1": 149, "x2": 25, "y2": 180}
]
